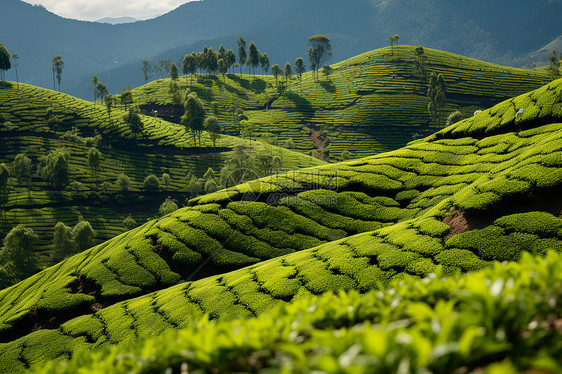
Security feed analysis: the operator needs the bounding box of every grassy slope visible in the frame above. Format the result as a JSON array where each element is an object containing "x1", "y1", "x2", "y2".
[
  {"x1": 35, "y1": 251, "x2": 562, "y2": 374},
  {"x1": 0, "y1": 82, "x2": 324, "y2": 267},
  {"x1": 0, "y1": 79, "x2": 562, "y2": 371},
  {"x1": 130, "y1": 46, "x2": 551, "y2": 159}
]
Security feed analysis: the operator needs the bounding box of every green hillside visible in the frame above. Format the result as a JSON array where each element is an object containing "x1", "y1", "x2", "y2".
[
  {"x1": 0, "y1": 82, "x2": 325, "y2": 270},
  {"x1": 36, "y1": 251, "x2": 562, "y2": 374},
  {"x1": 0, "y1": 78, "x2": 561, "y2": 372},
  {"x1": 129, "y1": 46, "x2": 551, "y2": 160}
]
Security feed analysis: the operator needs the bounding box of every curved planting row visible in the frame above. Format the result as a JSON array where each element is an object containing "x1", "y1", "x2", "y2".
[{"x1": 0, "y1": 79, "x2": 561, "y2": 371}]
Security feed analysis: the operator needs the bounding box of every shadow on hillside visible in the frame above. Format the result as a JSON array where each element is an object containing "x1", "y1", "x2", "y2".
[
  {"x1": 285, "y1": 93, "x2": 314, "y2": 115},
  {"x1": 319, "y1": 80, "x2": 336, "y2": 93},
  {"x1": 229, "y1": 75, "x2": 252, "y2": 90},
  {"x1": 250, "y1": 79, "x2": 267, "y2": 93},
  {"x1": 0, "y1": 82, "x2": 13, "y2": 89}
]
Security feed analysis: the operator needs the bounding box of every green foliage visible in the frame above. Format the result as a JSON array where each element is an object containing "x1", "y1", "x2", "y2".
[
  {"x1": 52, "y1": 221, "x2": 73, "y2": 262},
  {"x1": 86, "y1": 147, "x2": 101, "y2": 177},
  {"x1": 123, "y1": 107, "x2": 144, "y2": 137},
  {"x1": 51, "y1": 55, "x2": 64, "y2": 91},
  {"x1": 0, "y1": 44, "x2": 10, "y2": 81},
  {"x1": 122, "y1": 214, "x2": 137, "y2": 230},
  {"x1": 446, "y1": 110, "x2": 463, "y2": 127},
  {"x1": 114, "y1": 173, "x2": 131, "y2": 193},
  {"x1": 159, "y1": 197, "x2": 178, "y2": 216},
  {"x1": 307, "y1": 34, "x2": 332, "y2": 79},
  {"x1": 37, "y1": 148, "x2": 70, "y2": 189},
  {"x1": 33, "y1": 252, "x2": 562, "y2": 374},
  {"x1": 428, "y1": 71, "x2": 447, "y2": 124},
  {"x1": 143, "y1": 174, "x2": 160, "y2": 192},
  {"x1": 1, "y1": 224, "x2": 38, "y2": 279},
  {"x1": 72, "y1": 220, "x2": 96, "y2": 252},
  {"x1": 204, "y1": 115, "x2": 221, "y2": 148},
  {"x1": 182, "y1": 93, "x2": 206, "y2": 146}
]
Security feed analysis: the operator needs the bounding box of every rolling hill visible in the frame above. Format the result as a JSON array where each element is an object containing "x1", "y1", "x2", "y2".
[
  {"x1": 2, "y1": 0, "x2": 562, "y2": 98},
  {"x1": 0, "y1": 81, "x2": 325, "y2": 271},
  {"x1": 0, "y1": 78, "x2": 561, "y2": 372},
  {"x1": 129, "y1": 46, "x2": 551, "y2": 159}
]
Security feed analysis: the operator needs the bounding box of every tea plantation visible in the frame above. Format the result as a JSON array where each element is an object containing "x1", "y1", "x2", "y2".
[
  {"x1": 34, "y1": 251, "x2": 562, "y2": 374},
  {"x1": 0, "y1": 78, "x2": 561, "y2": 372},
  {"x1": 0, "y1": 82, "x2": 324, "y2": 267},
  {"x1": 129, "y1": 46, "x2": 550, "y2": 160}
]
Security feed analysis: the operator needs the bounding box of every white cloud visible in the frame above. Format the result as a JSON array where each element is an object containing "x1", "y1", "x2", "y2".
[{"x1": 21, "y1": 0, "x2": 194, "y2": 21}]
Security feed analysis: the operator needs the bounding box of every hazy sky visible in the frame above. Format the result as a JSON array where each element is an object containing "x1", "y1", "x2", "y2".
[{"x1": 21, "y1": 0, "x2": 194, "y2": 21}]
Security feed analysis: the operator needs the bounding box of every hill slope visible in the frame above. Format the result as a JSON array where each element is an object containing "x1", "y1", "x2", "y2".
[
  {"x1": 130, "y1": 46, "x2": 550, "y2": 159},
  {"x1": 0, "y1": 79, "x2": 561, "y2": 371},
  {"x1": 2, "y1": 0, "x2": 561, "y2": 98},
  {"x1": 0, "y1": 82, "x2": 324, "y2": 270}
]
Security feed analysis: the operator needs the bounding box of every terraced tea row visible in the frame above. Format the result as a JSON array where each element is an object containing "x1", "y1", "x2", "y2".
[
  {"x1": 0, "y1": 79, "x2": 561, "y2": 371},
  {"x1": 0, "y1": 83, "x2": 324, "y2": 262},
  {"x1": 33, "y1": 251, "x2": 562, "y2": 374},
  {"x1": 130, "y1": 46, "x2": 551, "y2": 159}
]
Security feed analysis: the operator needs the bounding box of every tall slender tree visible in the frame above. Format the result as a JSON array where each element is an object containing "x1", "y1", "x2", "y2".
[
  {"x1": 0, "y1": 44, "x2": 10, "y2": 82},
  {"x1": 412, "y1": 47, "x2": 428, "y2": 84},
  {"x1": 225, "y1": 49, "x2": 236, "y2": 74},
  {"x1": 11, "y1": 54, "x2": 19, "y2": 90},
  {"x1": 247, "y1": 42, "x2": 260, "y2": 76},
  {"x1": 260, "y1": 53, "x2": 270, "y2": 75},
  {"x1": 387, "y1": 34, "x2": 400, "y2": 56},
  {"x1": 91, "y1": 75, "x2": 99, "y2": 108},
  {"x1": 547, "y1": 50, "x2": 560, "y2": 79},
  {"x1": 12, "y1": 154, "x2": 32, "y2": 197},
  {"x1": 237, "y1": 37, "x2": 247, "y2": 76},
  {"x1": 182, "y1": 54, "x2": 198, "y2": 82},
  {"x1": 52, "y1": 55, "x2": 64, "y2": 91},
  {"x1": 181, "y1": 94, "x2": 206, "y2": 146},
  {"x1": 295, "y1": 57, "x2": 305, "y2": 82},
  {"x1": 204, "y1": 116, "x2": 221, "y2": 148},
  {"x1": 427, "y1": 72, "x2": 447, "y2": 124},
  {"x1": 284, "y1": 62, "x2": 292, "y2": 84},
  {"x1": 307, "y1": 35, "x2": 332, "y2": 80},
  {"x1": 170, "y1": 63, "x2": 179, "y2": 80},
  {"x1": 141, "y1": 60, "x2": 152, "y2": 83},
  {"x1": 218, "y1": 59, "x2": 227, "y2": 81},
  {"x1": 271, "y1": 64, "x2": 282, "y2": 85}
]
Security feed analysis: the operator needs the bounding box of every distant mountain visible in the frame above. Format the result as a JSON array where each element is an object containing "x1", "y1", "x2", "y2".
[
  {"x1": 95, "y1": 16, "x2": 139, "y2": 24},
  {"x1": 1, "y1": 0, "x2": 561, "y2": 99}
]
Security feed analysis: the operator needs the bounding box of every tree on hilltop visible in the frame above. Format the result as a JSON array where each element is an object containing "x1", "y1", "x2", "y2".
[
  {"x1": 412, "y1": 46, "x2": 428, "y2": 83},
  {"x1": 182, "y1": 54, "x2": 198, "y2": 83},
  {"x1": 271, "y1": 64, "x2": 282, "y2": 85},
  {"x1": 295, "y1": 57, "x2": 305, "y2": 82},
  {"x1": 237, "y1": 37, "x2": 247, "y2": 76},
  {"x1": 52, "y1": 55, "x2": 64, "y2": 91},
  {"x1": 170, "y1": 63, "x2": 179, "y2": 80},
  {"x1": 11, "y1": 54, "x2": 19, "y2": 90},
  {"x1": 547, "y1": 50, "x2": 560, "y2": 79},
  {"x1": 260, "y1": 53, "x2": 270, "y2": 76},
  {"x1": 104, "y1": 94, "x2": 114, "y2": 119},
  {"x1": 141, "y1": 60, "x2": 152, "y2": 83},
  {"x1": 284, "y1": 63, "x2": 292, "y2": 84},
  {"x1": 91, "y1": 75, "x2": 99, "y2": 108},
  {"x1": 247, "y1": 41, "x2": 260, "y2": 76},
  {"x1": 0, "y1": 44, "x2": 10, "y2": 82},
  {"x1": 307, "y1": 35, "x2": 332, "y2": 81},
  {"x1": 387, "y1": 34, "x2": 400, "y2": 56}
]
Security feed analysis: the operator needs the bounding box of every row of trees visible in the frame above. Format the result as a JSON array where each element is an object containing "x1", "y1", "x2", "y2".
[
  {"x1": 0, "y1": 218, "x2": 95, "y2": 288},
  {"x1": 0, "y1": 44, "x2": 20, "y2": 89},
  {"x1": 140, "y1": 34, "x2": 334, "y2": 85}
]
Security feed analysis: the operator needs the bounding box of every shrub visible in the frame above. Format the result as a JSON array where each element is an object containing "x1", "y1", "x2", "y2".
[{"x1": 143, "y1": 174, "x2": 160, "y2": 192}]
